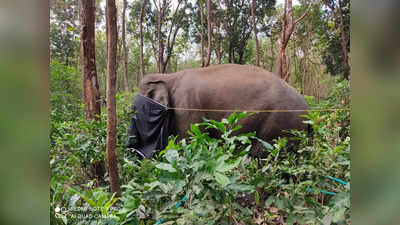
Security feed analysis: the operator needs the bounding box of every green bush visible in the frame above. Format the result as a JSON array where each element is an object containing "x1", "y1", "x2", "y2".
[
  {"x1": 50, "y1": 60, "x2": 82, "y2": 122},
  {"x1": 257, "y1": 109, "x2": 350, "y2": 224},
  {"x1": 50, "y1": 88, "x2": 135, "y2": 191},
  {"x1": 50, "y1": 80, "x2": 350, "y2": 225},
  {"x1": 255, "y1": 80, "x2": 350, "y2": 224},
  {"x1": 118, "y1": 112, "x2": 257, "y2": 224}
]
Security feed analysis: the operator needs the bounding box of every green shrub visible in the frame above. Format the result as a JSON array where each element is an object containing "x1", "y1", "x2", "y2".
[
  {"x1": 119, "y1": 112, "x2": 257, "y2": 224},
  {"x1": 50, "y1": 80, "x2": 350, "y2": 225},
  {"x1": 50, "y1": 60, "x2": 82, "y2": 122},
  {"x1": 255, "y1": 80, "x2": 350, "y2": 224},
  {"x1": 50, "y1": 90, "x2": 135, "y2": 192}
]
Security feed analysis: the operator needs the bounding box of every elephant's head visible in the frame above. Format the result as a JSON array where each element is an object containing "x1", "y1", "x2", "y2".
[{"x1": 138, "y1": 74, "x2": 171, "y2": 107}]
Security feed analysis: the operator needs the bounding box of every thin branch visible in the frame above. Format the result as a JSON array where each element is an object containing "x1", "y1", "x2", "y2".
[
  {"x1": 152, "y1": 0, "x2": 159, "y2": 11},
  {"x1": 166, "y1": 0, "x2": 183, "y2": 51},
  {"x1": 294, "y1": 3, "x2": 312, "y2": 25}
]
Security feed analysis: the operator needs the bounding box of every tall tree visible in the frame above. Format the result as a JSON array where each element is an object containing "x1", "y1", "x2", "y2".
[
  {"x1": 215, "y1": 19, "x2": 222, "y2": 64},
  {"x1": 336, "y1": 0, "x2": 349, "y2": 79},
  {"x1": 122, "y1": 0, "x2": 129, "y2": 91},
  {"x1": 289, "y1": 3, "x2": 325, "y2": 96},
  {"x1": 199, "y1": 0, "x2": 206, "y2": 67},
  {"x1": 276, "y1": 0, "x2": 309, "y2": 81},
  {"x1": 79, "y1": 0, "x2": 101, "y2": 120},
  {"x1": 251, "y1": 0, "x2": 260, "y2": 66},
  {"x1": 222, "y1": 0, "x2": 275, "y2": 64},
  {"x1": 152, "y1": 0, "x2": 190, "y2": 73},
  {"x1": 322, "y1": 0, "x2": 350, "y2": 80},
  {"x1": 106, "y1": 0, "x2": 121, "y2": 196},
  {"x1": 50, "y1": 0, "x2": 80, "y2": 66},
  {"x1": 205, "y1": 0, "x2": 212, "y2": 66},
  {"x1": 139, "y1": 0, "x2": 147, "y2": 82},
  {"x1": 79, "y1": 0, "x2": 105, "y2": 186},
  {"x1": 213, "y1": 1, "x2": 224, "y2": 64},
  {"x1": 127, "y1": 0, "x2": 150, "y2": 84},
  {"x1": 154, "y1": 0, "x2": 167, "y2": 72}
]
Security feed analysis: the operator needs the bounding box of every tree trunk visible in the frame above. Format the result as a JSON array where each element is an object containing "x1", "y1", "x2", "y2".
[
  {"x1": 215, "y1": 21, "x2": 222, "y2": 64},
  {"x1": 277, "y1": 0, "x2": 309, "y2": 81},
  {"x1": 106, "y1": 0, "x2": 121, "y2": 197},
  {"x1": 122, "y1": 0, "x2": 129, "y2": 91},
  {"x1": 155, "y1": 1, "x2": 161, "y2": 72},
  {"x1": 150, "y1": 36, "x2": 158, "y2": 75},
  {"x1": 238, "y1": 30, "x2": 251, "y2": 64},
  {"x1": 277, "y1": 0, "x2": 290, "y2": 80},
  {"x1": 251, "y1": 0, "x2": 260, "y2": 66},
  {"x1": 79, "y1": 0, "x2": 101, "y2": 120},
  {"x1": 139, "y1": 0, "x2": 147, "y2": 82},
  {"x1": 228, "y1": 43, "x2": 233, "y2": 63},
  {"x1": 105, "y1": 2, "x2": 109, "y2": 59},
  {"x1": 116, "y1": 38, "x2": 122, "y2": 91},
  {"x1": 156, "y1": 0, "x2": 167, "y2": 73},
  {"x1": 205, "y1": 0, "x2": 212, "y2": 67},
  {"x1": 79, "y1": 0, "x2": 105, "y2": 186},
  {"x1": 199, "y1": 2, "x2": 205, "y2": 67},
  {"x1": 338, "y1": 0, "x2": 349, "y2": 80},
  {"x1": 157, "y1": 7, "x2": 161, "y2": 73},
  {"x1": 301, "y1": 23, "x2": 311, "y2": 95},
  {"x1": 270, "y1": 36, "x2": 274, "y2": 71},
  {"x1": 163, "y1": 24, "x2": 180, "y2": 73}
]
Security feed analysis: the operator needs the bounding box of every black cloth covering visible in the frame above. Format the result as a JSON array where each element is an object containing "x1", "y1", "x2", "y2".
[{"x1": 125, "y1": 94, "x2": 170, "y2": 158}]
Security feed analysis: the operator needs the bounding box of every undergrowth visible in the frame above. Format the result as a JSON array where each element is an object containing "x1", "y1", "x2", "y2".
[{"x1": 50, "y1": 62, "x2": 350, "y2": 225}]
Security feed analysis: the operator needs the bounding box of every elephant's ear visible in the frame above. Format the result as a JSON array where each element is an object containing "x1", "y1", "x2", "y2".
[{"x1": 140, "y1": 74, "x2": 170, "y2": 107}]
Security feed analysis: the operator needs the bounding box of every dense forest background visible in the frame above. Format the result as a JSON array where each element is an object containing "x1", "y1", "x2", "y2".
[
  {"x1": 50, "y1": 0, "x2": 351, "y2": 224},
  {"x1": 50, "y1": 0, "x2": 350, "y2": 97}
]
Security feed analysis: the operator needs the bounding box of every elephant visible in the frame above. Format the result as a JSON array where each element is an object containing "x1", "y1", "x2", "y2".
[{"x1": 129, "y1": 64, "x2": 309, "y2": 157}]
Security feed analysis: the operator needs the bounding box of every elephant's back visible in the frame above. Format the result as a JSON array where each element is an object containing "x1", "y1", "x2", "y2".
[
  {"x1": 174, "y1": 64, "x2": 306, "y2": 110},
  {"x1": 176, "y1": 64, "x2": 291, "y2": 92},
  {"x1": 170, "y1": 64, "x2": 309, "y2": 142},
  {"x1": 177, "y1": 64, "x2": 277, "y2": 81}
]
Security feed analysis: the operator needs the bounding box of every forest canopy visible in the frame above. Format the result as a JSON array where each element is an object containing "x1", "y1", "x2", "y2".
[{"x1": 50, "y1": 0, "x2": 350, "y2": 91}]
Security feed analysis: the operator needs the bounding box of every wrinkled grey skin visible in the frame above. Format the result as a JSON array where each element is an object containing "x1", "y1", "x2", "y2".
[{"x1": 138, "y1": 64, "x2": 309, "y2": 156}]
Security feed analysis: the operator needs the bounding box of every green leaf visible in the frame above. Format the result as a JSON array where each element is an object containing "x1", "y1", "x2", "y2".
[
  {"x1": 331, "y1": 192, "x2": 350, "y2": 208},
  {"x1": 165, "y1": 149, "x2": 179, "y2": 163},
  {"x1": 209, "y1": 119, "x2": 226, "y2": 132},
  {"x1": 95, "y1": 192, "x2": 109, "y2": 207},
  {"x1": 236, "y1": 111, "x2": 251, "y2": 122},
  {"x1": 331, "y1": 207, "x2": 346, "y2": 223},
  {"x1": 214, "y1": 172, "x2": 230, "y2": 187},
  {"x1": 255, "y1": 190, "x2": 260, "y2": 205},
  {"x1": 68, "y1": 187, "x2": 96, "y2": 207},
  {"x1": 227, "y1": 112, "x2": 238, "y2": 125},
  {"x1": 322, "y1": 214, "x2": 333, "y2": 225},
  {"x1": 101, "y1": 193, "x2": 118, "y2": 216},
  {"x1": 156, "y1": 163, "x2": 177, "y2": 172},
  {"x1": 192, "y1": 184, "x2": 202, "y2": 195},
  {"x1": 232, "y1": 124, "x2": 243, "y2": 132},
  {"x1": 189, "y1": 124, "x2": 202, "y2": 136},
  {"x1": 216, "y1": 157, "x2": 242, "y2": 173},
  {"x1": 264, "y1": 196, "x2": 274, "y2": 207},
  {"x1": 242, "y1": 145, "x2": 252, "y2": 153},
  {"x1": 275, "y1": 198, "x2": 284, "y2": 209},
  {"x1": 257, "y1": 138, "x2": 273, "y2": 150},
  {"x1": 227, "y1": 183, "x2": 254, "y2": 192}
]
